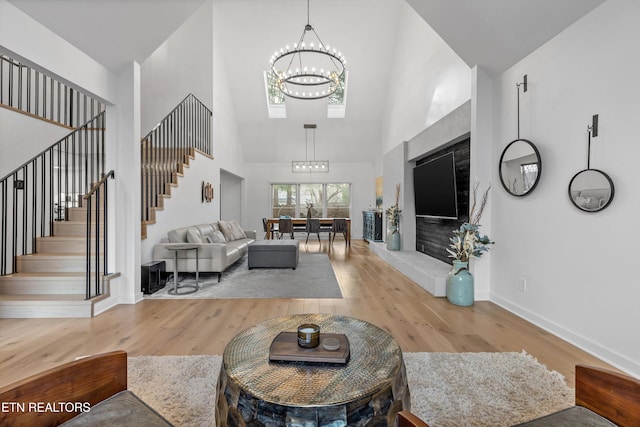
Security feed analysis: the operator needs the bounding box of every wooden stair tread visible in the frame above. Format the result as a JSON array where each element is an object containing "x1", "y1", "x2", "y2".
[
  {"x1": 0, "y1": 294, "x2": 88, "y2": 302},
  {"x1": 37, "y1": 237, "x2": 104, "y2": 242},
  {"x1": 18, "y1": 253, "x2": 89, "y2": 258},
  {"x1": 0, "y1": 272, "x2": 85, "y2": 278}
]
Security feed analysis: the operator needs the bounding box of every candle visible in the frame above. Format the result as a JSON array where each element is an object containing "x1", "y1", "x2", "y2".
[{"x1": 297, "y1": 323, "x2": 320, "y2": 349}]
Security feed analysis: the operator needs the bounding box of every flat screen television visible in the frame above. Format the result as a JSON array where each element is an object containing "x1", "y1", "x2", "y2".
[{"x1": 413, "y1": 152, "x2": 458, "y2": 219}]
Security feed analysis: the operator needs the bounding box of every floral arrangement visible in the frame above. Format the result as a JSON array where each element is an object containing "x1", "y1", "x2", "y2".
[
  {"x1": 386, "y1": 183, "x2": 402, "y2": 228},
  {"x1": 447, "y1": 183, "x2": 494, "y2": 263}
]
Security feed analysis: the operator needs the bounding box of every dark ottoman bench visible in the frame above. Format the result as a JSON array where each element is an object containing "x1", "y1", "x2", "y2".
[{"x1": 248, "y1": 240, "x2": 299, "y2": 269}]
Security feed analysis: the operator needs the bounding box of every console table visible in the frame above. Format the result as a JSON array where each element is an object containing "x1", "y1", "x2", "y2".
[
  {"x1": 215, "y1": 313, "x2": 410, "y2": 426},
  {"x1": 363, "y1": 211, "x2": 383, "y2": 242}
]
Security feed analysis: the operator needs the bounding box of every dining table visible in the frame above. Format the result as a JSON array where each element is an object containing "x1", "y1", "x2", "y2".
[{"x1": 265, "y1": 217, "x2": 351, "y2": 245}]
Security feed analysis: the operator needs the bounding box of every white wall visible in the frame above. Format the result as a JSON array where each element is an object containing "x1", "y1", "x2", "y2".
[
  {"x1": 0, "y1": 108, "x2": 70, "y2": 178},
  {"x1": 140, "y1": 0, "x2": 213, "y2": 135},
  {"x1": 0, "y1": 0, "x2": 115, "y2": 103},
  {"x1": 220, "y1": 170, "x2": 242, "y2": 221},
  {"x1": 490, "y1": 0, "x2": 640, "y2": 377},
  {"x1": 380, "y1": 1, "x2": 471, "y2": 161},
  {"x1": 244, "y1": 162, "x2": 375, "y2": 241},
  {"x1": 211, "y1": 4, "x2": 244, "y2": 179},
  {"x1": 104, "y1": 61, "x2": 142, "y2": 307}
]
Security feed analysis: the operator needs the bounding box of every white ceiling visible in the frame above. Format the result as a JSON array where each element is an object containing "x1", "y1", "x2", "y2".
[
  {"x1": 405, "y1": 0, "x2": 605, "y2": 75},
  {"x1": 8, "y1": 0, "x2": 606, "y2": 164},
  {"x1": 6, "y1": 0, "x2": 207, "y2": 72}
]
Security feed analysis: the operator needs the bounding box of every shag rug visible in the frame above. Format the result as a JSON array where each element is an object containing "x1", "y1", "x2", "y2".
[
  {"x1": 128, "y1": 351, "x2": 574, "y2": 427},
  {"x1": 144, "y1": 253, "x2": 342, "y2": 299}
]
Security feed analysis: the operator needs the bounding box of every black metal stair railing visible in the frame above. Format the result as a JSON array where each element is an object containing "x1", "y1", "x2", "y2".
[
  {"x1": 0, "y1": 54, "x2": 104, "y2": 128},
  {"x1": 0, "y1": 112, "x2": 106, "y2": 278},
  {"x1": 141, "y1": 93, "x2": 212, "y2": 225},
  {"x1": 84, "y1": 170, "x2": 114, "y2": 299}
]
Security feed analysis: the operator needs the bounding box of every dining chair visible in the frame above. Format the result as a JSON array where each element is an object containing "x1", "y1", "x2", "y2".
[
  {"x1": 262, "y1": 217, "x2": 278, "y2": 239},
  {"x1": 330, "y1": 218, "x2": 348, "y2": 245},
  {"x1": 395, "y1": 411, "x2": 431, "y2": 427},
  {"x1": 278, "y1": 218, "x2": 294, "y2": 239},
  {"x1": 305, "y1": 218, "x2": 321, "y2": 244}
]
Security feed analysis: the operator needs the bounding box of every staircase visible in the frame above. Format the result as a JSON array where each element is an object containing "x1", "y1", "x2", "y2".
[
  {"x1": 140, "y1": 94, "x2": 212, "y2": 239},
  {"x1": 0, "y1": 200, "x2": 108, "y2": 318},
  {"x1": 0, "y1": 54, "x2": 113, "y2": 317}
]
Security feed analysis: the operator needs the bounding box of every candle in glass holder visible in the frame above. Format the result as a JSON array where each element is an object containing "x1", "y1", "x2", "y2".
[{"x1": 297, "y1": 323, "x2": 320, "y2": 348}]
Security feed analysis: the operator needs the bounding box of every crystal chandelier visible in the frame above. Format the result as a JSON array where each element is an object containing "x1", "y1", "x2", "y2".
[
  {"x1": 270, "y1": 0, "x2": 346, "y2": 100},
  {"x1": 292, "y1": 124, "x2": 329, "y2": 173}
]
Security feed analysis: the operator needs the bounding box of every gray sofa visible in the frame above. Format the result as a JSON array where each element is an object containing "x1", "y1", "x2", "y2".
[{"x1": 153, "y1": 221, "x2": 256, "y2": 281}]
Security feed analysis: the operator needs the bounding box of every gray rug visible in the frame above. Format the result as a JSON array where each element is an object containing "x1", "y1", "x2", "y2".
[
  {"x1": 144, "y1": 253, "x2": 343, "y2": 299},
  {"x1": 128, "y1": 351, "x2": 574, "y2": 427}
]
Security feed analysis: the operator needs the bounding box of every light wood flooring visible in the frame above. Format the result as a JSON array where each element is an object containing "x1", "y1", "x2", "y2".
[{"x1": 0, "y1": 239, "x2": 612, "y2": 388}]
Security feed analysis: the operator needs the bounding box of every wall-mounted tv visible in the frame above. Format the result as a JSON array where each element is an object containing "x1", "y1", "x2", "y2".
[{"x1": 413, "y1": 152, "x2": 458, "y2": 219}]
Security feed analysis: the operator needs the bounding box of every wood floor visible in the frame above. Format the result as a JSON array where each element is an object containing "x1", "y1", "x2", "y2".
[{"x1": 0, "y1": 239, "x2": 612, "y2": 389}]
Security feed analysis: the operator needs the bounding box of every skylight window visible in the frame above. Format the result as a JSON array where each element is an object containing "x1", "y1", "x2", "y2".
[{"x1": 263, "y1": 71, "x2": 347, "y2": 119}]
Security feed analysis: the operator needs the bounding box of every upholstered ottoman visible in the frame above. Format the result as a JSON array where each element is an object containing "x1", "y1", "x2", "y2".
[{"x1": 248, "y1": 240, "x2": 299, "y2": 269}]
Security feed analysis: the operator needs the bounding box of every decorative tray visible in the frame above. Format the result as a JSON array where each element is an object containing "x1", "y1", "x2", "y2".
[{"x1": 269, "y1": 332, "x2": 350, "y2": 364}]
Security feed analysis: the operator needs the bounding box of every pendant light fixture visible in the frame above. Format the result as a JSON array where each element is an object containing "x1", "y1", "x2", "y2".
[
  {"x1": 270, "y1": 0, "x2": 346, "y2": 100},
  {"x1": 292, "y1": 124, "x2": 329, "y2": 173}
]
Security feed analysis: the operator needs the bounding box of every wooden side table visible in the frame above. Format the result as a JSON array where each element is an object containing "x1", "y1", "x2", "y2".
[
  {"x1": 165, "y1": 244, "x2": 199, "y2": 295},
  {"x1": 216, "y1": 314, "x2": 410, "y2": 426}
]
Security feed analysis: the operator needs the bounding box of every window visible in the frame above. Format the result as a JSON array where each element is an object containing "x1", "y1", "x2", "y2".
[
  {"x1": 326, "y1": 183, "x2": 350, "y2": 218},
  {"x1": 299, "y1": 184, "x2": 323, "y2": 218},
  {"x1": 271, "y1": 184, "x2": 296, "y2": 218},
  {"x1": 520, "y1": 163, "x2": 539, "y2": 193},
  {"x1": 271, "y1": 183, "x2": 351, "y2": 218}
]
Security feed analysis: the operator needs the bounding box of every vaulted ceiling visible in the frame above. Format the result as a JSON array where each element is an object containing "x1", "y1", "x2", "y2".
[{"x1": 8, "y1": 0, "x2": 605, "y2": 164}]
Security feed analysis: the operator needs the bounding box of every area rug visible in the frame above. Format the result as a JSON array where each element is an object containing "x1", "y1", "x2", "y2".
[
  {"x1": 144, "y1": 253, "x2": 342, "y2": 299},
  {"x1": 128, "y1": 351, "x2": 574, "y2": 427}
]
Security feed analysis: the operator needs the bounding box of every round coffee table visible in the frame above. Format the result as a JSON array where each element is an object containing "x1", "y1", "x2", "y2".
[{"x1": 215, "y1": 314, "x2": 410, "y2": 426}]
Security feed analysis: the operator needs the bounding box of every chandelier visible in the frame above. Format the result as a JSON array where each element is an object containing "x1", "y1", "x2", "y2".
[
  {"x1": 292, "y1": 124, "x2": 329, "y2": 173},
  {"x1": 270, "y1": 0, "x2": 346, "y2": 100}
]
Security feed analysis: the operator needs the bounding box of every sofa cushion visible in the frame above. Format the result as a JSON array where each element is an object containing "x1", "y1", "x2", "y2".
[
  {"x1": 167, "y1": 228, "x2": 188, "y2": 243},
  {"x1": 186, "y1": 227, "x2": 203, "y2": 243},
  {"x1": 219, "y1": 220, "x2": 247, "y2": 242},
  {"x1": 512, "y1": 406, "x2": 616, "y2": 426},
  {"x1": 60, "y1": 390, "x2": 173, "y2": 426},
  {"x1": 206, "y1": 231, "x2": 226, "y2": 243},
  {"x1": 195, "y1": 224, "x2": 215, "y2": 238}
]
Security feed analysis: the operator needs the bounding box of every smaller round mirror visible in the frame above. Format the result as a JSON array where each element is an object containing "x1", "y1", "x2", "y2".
[
  {"x1": 568, "y1": 169, "x2": 614, "y2": 212},
  {"x1": 499, "y1": 139, "x2": 542, "y2": 196}
]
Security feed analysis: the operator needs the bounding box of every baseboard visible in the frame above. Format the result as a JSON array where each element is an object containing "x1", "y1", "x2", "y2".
[
  {"x1": 93, "y1": 295, "x2": 119, "y2": 316},
  {"x1": 491, "y1": 294, "x2": 640, "y2": 378}
]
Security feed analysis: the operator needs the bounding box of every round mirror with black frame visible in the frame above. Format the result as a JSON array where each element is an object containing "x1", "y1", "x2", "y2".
[
  {"x1": 499, "y1": 138, "x2": 542, "y2": 197},
  {"x1": 568, "y1": 169, "x2": 614, "y2": 212}
]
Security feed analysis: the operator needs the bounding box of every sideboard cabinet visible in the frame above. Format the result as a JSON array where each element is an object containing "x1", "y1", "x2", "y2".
[{"x1": 362, "y1": 211, "x2": 383, "y2": 242}]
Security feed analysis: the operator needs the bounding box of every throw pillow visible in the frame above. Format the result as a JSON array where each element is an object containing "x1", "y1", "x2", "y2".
[
  {"x1": 186, "y1": 227, "x2": 203, "y2": 243},
  {"x1": 217, "y1": 220, "x2": 234, "y2": 242},
  {"x1": 168, "y1": 228, "x2": 188, "y2": 243},
  {"x1": 206, "y1": 231, "x2": 226, "y2": 244},
  {"x1": 218, "y1": 220, "x2": 247, "y2": 242},
  {"x1": 230, "y1": 221, "x2": 247, "y2": 240}
]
